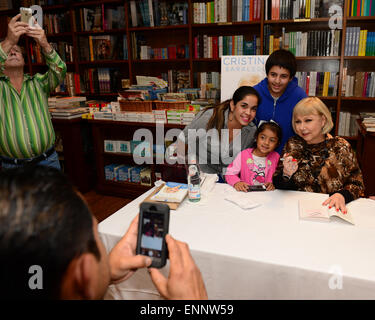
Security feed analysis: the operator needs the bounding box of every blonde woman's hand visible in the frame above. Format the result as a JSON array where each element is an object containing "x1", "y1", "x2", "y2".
[
  {"x1": 282, "y1": 153, "x2": 298, "y2": 178},
  {"x1": 322, "y1": 193, "x2": 347, "y2": 214}
]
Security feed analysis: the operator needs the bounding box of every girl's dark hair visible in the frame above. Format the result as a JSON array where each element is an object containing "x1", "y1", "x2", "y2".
[
  {"x1": 253, "y1": 121, "x2": 283, "y2": 149},
  {"x1": 265, "y1": 49, "x2": 297, "y2": 78},
  {"x1": 204, "y1": 86, "x2": 261, "y2": 136}
]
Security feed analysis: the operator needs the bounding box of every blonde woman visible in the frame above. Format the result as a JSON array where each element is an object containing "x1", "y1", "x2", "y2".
[{"x1": 273, "y1": 97, "x2": 364, "y2": 213}]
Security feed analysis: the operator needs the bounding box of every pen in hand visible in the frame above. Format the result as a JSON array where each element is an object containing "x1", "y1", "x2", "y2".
[{"x1": 280, "y1": 158, "x2": 297, "y2": 162}]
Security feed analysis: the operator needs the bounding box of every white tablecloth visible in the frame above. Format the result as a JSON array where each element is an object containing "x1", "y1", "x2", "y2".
[{"x1": 98, "y1": 183, "x2": 375, "y2": 300}]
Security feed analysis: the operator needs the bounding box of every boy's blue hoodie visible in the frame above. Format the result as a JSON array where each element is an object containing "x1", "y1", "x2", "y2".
[{"x1": 254, "y1": 77, "x2": 307, "y2": 154}]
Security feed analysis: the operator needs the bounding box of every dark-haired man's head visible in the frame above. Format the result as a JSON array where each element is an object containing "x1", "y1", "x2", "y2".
[
  {"x1": 265, "y1": 49, "x2": 297, "y2": 78},
  {"x1": 0, "y1": 166, "x2": 110, "y2": 299},
  {"x1": 265, "y1": 49, "x2": 297, "y2": 98}
]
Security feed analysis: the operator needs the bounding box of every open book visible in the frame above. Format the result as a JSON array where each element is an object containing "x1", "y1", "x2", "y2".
[{"x1": 299, "y1": 199, "x2": 354, "y2": 225}]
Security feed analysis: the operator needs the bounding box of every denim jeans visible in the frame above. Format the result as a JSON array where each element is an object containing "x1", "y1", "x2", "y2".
[{"x1": 1, "y1": 151, "x2": 61, "y2": 170}]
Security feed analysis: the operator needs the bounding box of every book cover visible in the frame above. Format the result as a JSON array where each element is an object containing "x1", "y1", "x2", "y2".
[
  {"x1": 88, "y1": 36, "x2": 94, "y2": 61},
  {"x1": 151, "y1": 182, "x2": 188, "y2": 203},
  {"x1": 92, "y1": 35, "x2": 111, "y2": 60},
  {"x1": 299, "y1": 199, "x2": 354, "y2": 224},
  {"x1": 83, "y1": 7, "x2": 95, "y2": 31},
  {"x1": 322, "y1": 71, "x2": 329, "y2": 96},
  {"x1": 130, "y1": 0, "x2": 138, "y2": 27}
]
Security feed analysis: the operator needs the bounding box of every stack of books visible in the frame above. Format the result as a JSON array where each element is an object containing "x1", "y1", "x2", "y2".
[
  {"x1": 112, "y1": 111, "x2": 155, "y2": 123},
  {"x1": 167, "y1": 110, "x2": 196, "y2": 125},
  {"x1": 153, "y1": 110, "x2": 167, "y2": 123},
  {"x1": 93, "y1": 112, "x2": 113, "y2": 120},
  {"x1": 360, "y1": 113, "x2": 375, "y2": 132},
  {"x1": 118, "y1": 89, "x2": 151, "y2": 101},
  {"x1": 48, "y1": 96, "x2": 88, "y2": 119}
]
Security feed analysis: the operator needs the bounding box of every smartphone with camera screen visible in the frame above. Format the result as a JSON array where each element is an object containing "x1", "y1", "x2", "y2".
[
  {"x1": 248, "y1": 185, "x2": 266, "y2": 191},
  {"x1": 136, "y1": 202, "x2": 170, "y2": 268},
  {"x1": 20, "y1": 7, "x2": 33, "y2": 26}
]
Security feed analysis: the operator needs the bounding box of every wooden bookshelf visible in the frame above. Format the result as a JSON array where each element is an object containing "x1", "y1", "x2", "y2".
[
  {"x1": 347, "y1": 16, "x2": 375, "y2": 21},
  {"x1": 356, "y1": 120, "x2": 375, "y2": 196},
  {"x1": 78, "y1": 60, "x2": 128, "y2": 65},
  {"x1": 71, "y1": 0, "x2": 124, "y2": 7},
  {"x1": 264, "y1": 17, "x2": 331, "y2": 24},
  {"x1": 90, "y1": 119, "x2": 184, "y2": 197},
  {"x1": 295, "y1": 56, "x2": 341, "y2": 60},
  {"x1": 344, "y1": 56, "x2": 375, "y2": 60},
  {"x1": 128, "y1": 25, "x2": 188, "y2": 31},
  {"x1": 0, "y1": 1, "x2": 372, "y2": 120},
  {"x1": 1, "y1": 0, "x2": 371, "y2": 107}
]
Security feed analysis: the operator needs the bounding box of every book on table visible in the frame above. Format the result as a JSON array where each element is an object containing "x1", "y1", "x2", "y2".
[
  {"x1": 298, "y1": 199, "x2": 354, "y2": 225},
  {"x1": 150, "y1": 182, "x2": 188, "y2": 203}
]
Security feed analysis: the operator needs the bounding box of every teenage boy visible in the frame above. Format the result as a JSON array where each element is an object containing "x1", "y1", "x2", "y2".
[{"x1": 254, "y1": 49, "x2": 307, "y2": 154}]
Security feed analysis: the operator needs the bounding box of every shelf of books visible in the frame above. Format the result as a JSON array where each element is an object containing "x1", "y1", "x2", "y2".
[
  {"x1": 128, "y1": 25, "x2": 188, "y2": 31},
  {"x1": 264, "y1": 18, "x2": 332, "y2": 24},
  {"x1": 347, "y1": 16, "x2": 375, "y2": 21},
  {"x1": 89, "y1": 119, "x2": 185, "y2": 129}
]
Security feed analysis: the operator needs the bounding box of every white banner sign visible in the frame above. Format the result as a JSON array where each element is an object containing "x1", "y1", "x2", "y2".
[{"x1": 220, "y1": 55, "x2": 268, "y2": 102}]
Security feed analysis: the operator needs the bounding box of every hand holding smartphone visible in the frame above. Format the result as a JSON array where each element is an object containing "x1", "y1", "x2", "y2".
[{"x1": 136, "y1": 202, "x2": 170, "y2": 268}]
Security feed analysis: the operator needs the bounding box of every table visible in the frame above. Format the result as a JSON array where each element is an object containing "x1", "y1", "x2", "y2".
[{"x1": 98, "y1": 183, "x2": 375, "y2": 300}]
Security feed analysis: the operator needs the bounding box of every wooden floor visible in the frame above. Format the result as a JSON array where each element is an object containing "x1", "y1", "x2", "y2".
[{"x1": 82, "y1": 191, "x2": 133, "y2": 222}]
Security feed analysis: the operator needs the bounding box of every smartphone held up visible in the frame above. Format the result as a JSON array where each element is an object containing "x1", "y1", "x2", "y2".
[
  {"x1": 20, "y1": 7, "x2": 34, "y2": 26},
  {"x1": 136, "y1": 202, "x2": 170, "y2": 268}
]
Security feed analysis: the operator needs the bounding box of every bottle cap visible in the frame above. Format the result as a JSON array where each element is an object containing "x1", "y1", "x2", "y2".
[{"x1": 188, "y1": 165, "x2": 198, "y2": 176}]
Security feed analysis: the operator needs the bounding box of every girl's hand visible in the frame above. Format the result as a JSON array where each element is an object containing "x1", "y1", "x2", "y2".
[
  {"x1": 265, "y1": 182, "x2": 275, "y2": 191},
  {"x1": 282, "y1": 153, "x2": 298, "y2": 178},
  {"x1": 234, "y1": 181, "x2": 249, "y2": 192},
  {"x1": 322, "y1": 193, "x2": 347, "y2": 214}
]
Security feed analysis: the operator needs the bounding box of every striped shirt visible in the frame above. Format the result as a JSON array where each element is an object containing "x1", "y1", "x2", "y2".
[{"x1": 0, "y1": 46, "x2": 67, "y2": 159}]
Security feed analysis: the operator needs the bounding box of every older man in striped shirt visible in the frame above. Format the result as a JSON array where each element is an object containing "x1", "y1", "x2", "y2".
[{"x1": 0, "y1": 14, "x2": 66, "y2": 169}]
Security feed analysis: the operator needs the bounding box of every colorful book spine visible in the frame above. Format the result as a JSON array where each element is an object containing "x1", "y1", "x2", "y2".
[{"x1": 89, "y1": 36, "x2": 94, "y2": 61}]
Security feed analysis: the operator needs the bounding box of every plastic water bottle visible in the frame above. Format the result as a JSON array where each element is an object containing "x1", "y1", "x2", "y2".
[{"x1": 187, "y1": 159, "x2": 201, "y2": 202}]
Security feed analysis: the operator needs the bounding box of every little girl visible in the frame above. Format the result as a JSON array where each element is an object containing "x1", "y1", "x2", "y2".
[{"x1": 225, "y1": 122, "x2": 281, "y2": 192}]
